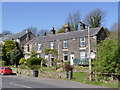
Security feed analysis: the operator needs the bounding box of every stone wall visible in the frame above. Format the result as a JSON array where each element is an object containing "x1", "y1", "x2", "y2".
[{"x1": 12, "y1": 68, "x2": 66, "y2": 79}]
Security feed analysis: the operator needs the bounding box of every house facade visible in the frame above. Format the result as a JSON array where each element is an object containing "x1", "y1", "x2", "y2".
[
  {"x1": 0, "y1": 29, "x2": 36, "y2": 51},
  {"x1": 24, "y1": 25, "x2": 107, "y2": 66}
]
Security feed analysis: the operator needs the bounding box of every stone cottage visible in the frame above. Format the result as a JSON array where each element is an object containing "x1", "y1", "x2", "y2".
[
  {"x1": 0, "y1": 29, "x2": 36, "y2": 51},
  {"x1": 24, "y1": 24, "x2": 107, "y2": 66}
]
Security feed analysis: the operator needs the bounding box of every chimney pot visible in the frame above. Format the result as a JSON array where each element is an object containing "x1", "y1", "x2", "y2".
[
  {"x1": 50, "y1": 27, "x2": 56, "y2": 35},
  {"x1": 80, "y1": 21, "x2": 86, "y2": 30},
  {"x1": 64, "y1": 23, "x2": 70, "y2": 33}
]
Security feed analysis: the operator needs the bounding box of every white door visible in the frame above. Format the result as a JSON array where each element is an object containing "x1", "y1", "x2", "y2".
[
  {"x1": 70, "y1": 54, "x2": 74, "y2": 65},
  {"x1": 45, "y1": 55, "x2": 48, "y2": 60}
]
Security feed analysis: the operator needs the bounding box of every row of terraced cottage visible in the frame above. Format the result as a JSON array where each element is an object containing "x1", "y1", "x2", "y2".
[
  {"x1": 24, "y1": 23, "x2": 107, "y2": 66},
  {"x1": 1, "y1": 23, "x2": 107, "y2": 66}
]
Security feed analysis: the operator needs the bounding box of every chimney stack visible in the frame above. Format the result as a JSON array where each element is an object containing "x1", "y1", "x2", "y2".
[
  {"x1": 80, "y1": 21, "x2": 86, "y2": 30},
  {"x1": 26, "y1": 29, "x2": 29, "y2": 33},
  {"x1": 50, "y1": 27, "x2": 56, "y2": 35},
  {"x1": 64, "y1": 23, "x2": 70, "y2": 33}
]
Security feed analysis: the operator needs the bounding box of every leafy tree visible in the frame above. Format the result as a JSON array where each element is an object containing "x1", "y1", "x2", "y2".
[
  {"x1": 23, "y1": 27, "x2": 37, "y2": 35},
  {"x1": 85, "y1": 8, "x2": 105, "y2": 28},
  {"x1": 2, "y1": 45, "x2": 8, "y2": 65},
  {"x1": 44, "y1": 31, "x2": 47, "y2": 36},
  {"x1": 57, "y1": 26, "x2": 65, "y2": 33},
  {"x1": 10, "y1": 47, "x2": 23, "y2": 67},
  {"x1": 38, "y1": 29, "x2": 49, "y2": 36},
  {"x1": 109, "y1": 23, "x2": 119, "y2": 39},
  {"x1": 93, "y1": 38, "x2": 120, "y2": 81},
  {"x1": 66, "y1": 11, "x2": 81, "y2": 30},
  {"x1": 3, "y1": 40, "x2": 17, "y2": 65}
]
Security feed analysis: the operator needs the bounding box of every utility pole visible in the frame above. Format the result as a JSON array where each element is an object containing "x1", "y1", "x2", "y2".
[
  {"x1": 79, "y1": 21, "x2": 92, "y2": 81},
  {"x1": 87, "y1": 26, "x2": 92, "y2": 81}
]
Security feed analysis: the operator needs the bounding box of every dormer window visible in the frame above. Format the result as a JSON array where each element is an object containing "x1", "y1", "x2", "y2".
[
  {"x1": 38, "y1": 43, "x2": 42, "y2": 50},
  {"x1": 80, "y1": 37, "x2": 86, "y2": 47},
  {"x1": 63, "y1": 40, "x2": 68, "y2": 49},
  {"x1": 50, "y1": 41, "x2": 54, "y2": 49}
]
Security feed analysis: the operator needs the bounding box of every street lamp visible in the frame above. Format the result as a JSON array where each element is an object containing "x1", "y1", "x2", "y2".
[{"x1": 79, "y1": 21, "x2": 92, "y2": 81}]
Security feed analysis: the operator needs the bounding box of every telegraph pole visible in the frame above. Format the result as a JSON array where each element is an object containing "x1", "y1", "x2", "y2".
[
  {"x1": 87, "y1": 26, "x2": 92, "y2": 81},
  {"x1": 79, "y1": 21, "x2": 92, "y2": 81}
]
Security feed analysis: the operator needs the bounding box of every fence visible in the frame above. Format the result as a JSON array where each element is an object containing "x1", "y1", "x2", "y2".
[{"x1": 73, "y1": 58, "x2": 89, "y2": 66}]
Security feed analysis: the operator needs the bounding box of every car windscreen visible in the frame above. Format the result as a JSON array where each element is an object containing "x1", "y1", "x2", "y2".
[
  {"x1": 0, "y1": 67, "x2": 4, "y2": 69},
  {"x1": 5, "y1": 67, "x2": 11, "y2": 69}
]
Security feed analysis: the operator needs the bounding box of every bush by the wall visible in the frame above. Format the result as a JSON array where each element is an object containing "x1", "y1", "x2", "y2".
[
  {"x1": 26, "y1": 57, "x2": 46, "y2": 67},
  {"x1": 19, "y1": 57, "x2": 26, "y2": 65},
  {"x1": 26, "y1": 57, "x2": 42, "y2": 66}
]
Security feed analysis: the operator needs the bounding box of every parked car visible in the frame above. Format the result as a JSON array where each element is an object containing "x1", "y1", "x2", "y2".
[{"x1": 0, "y1": 66, "x2": 12, "y2": 75}]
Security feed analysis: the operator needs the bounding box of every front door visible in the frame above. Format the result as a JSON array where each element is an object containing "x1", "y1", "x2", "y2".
[{"x1": 70, "y1": 54, "x2": 74, "y2": 65}]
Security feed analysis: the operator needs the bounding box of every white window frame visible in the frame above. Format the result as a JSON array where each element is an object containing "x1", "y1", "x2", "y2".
[
  {"x1": 38, "y1": 43, "x2": 42, "y2": 50},
  {"x1": 80, "y1": 37, "x2": 86, "y2": 47},
  {"x1": 50, "y1": 41, "x2": 54, "y2": 49},
  {"x1": 80, "y1": 51, "x2": 86, "y2": 60},
  {"x1": 63, "y1": 40, "x2": 68, "y2": 48}
]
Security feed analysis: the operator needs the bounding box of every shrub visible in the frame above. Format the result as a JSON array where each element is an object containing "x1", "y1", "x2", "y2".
[
  {"x1": 19, "y1": 57, "x2": 26, "y2": 65},
  {"x1": 0, "y1": 60, "x2": 6, "y2": 66},
  {"x1": 26, "y1": 57, "x2": 46, "y2": 69},
  {"x1": 64, "y1": 64, "x2": 73, "y2": 72}
]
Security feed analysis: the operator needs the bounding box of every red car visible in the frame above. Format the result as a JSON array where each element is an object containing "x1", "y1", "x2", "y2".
[{"x1": 0, "y1": 67, "x2": 12, "y2": 75}]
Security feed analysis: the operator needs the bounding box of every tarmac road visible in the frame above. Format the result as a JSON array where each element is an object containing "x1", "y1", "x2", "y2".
[{"x1": 1, "y1": 75, "x2": 116, "y2": 89}]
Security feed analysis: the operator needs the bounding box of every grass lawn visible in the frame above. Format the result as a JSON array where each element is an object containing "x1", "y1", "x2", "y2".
[{"x1": 71, "y1": 72, "x2": 119, "y2": 88}]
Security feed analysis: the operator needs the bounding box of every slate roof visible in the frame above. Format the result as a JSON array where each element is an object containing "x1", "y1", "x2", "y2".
[
  {"x1": 26, "y1": 27, "x2": 103, "y2": 44},
  {"x1": 0, "y1": 30, "x2": 35, "y2": 41}
]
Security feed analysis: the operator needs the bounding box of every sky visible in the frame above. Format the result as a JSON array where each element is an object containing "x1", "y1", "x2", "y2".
[{"x1": 2, "y1": 2, "x2": 118, "y2": 34}]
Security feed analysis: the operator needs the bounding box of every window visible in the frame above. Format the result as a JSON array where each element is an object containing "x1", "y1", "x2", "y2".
[
  {"x1": 63, "y1": 40, "x2": 68, "y2": 48},
  {"x1": 27, "y1": 45, "x2": 29, "y2": 52},
  {"x1": 38, "y1": 43, "x2": 42, "y2": 50},
  {"x1": 80, "y1": 37, "x2": 86, "y2": 47},
  {"x1": 63, "y1": 52, "x2": 68, "y2": 61},
  {"x1": 50, "y1": 41, "x2": 54, "y2": 49},
  {"x1": 80, "y1": 51, "x2": 86, "y2": 60}
]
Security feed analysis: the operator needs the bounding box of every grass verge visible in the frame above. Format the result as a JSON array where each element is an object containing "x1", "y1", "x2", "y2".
[{"x1": 71, "y1": 72, "x2": 118, "y2": 88}]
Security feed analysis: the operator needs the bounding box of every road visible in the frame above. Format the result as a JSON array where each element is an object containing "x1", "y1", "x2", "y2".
[{"x1": 1, "y1": 75, "x2": 114, "y2": 89}]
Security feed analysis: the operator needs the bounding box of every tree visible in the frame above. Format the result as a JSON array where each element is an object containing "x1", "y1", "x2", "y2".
[
  {"x1": 44, "y1": 31, "x2": 47, "y2": 36},
  {"x1": 38, "y1": 29, "x2": 48, "y2": 37},
  {"x1": 3, "y1": 40, "x2": 17, "y2": 65},
  {"x1": 57, "y1": 26, "x2": 65, "y2": 33},
  {"x1": 66, "y1": 11, "x2": 81, "y2": 30},
  {"x1": 24, "y1": 27, "x2": 38, "y2": 35},
  {"x1": 85, "y1": 8, "x2": 105, "y2": 28},
  {"x1": 93, "y1": 38, "x2": 120, "y2": 82},
  {"x1": 2, "y1": 30, "x2": 12, "y2": 36},
  {"x1": 109, "y1": 23, "x2": 119, "y2": 39},
  {"x1": 10, "y1": 47, "x2": 23, "y2": 67}
]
